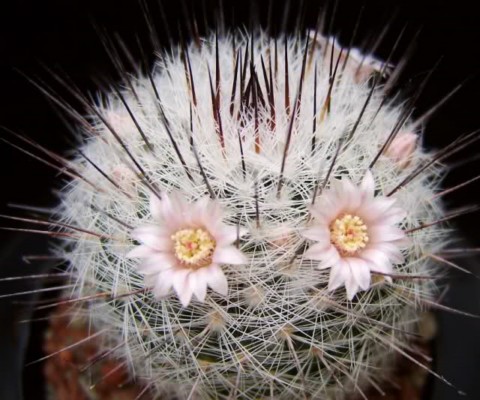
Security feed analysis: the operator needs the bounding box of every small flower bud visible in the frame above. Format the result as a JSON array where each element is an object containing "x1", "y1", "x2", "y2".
[
  {"x1": 385, "y1": 131, "x2": 418, "y2": 168},
  {"x1": 112, "y1": 164, "x2": 137, "y2": 193}
]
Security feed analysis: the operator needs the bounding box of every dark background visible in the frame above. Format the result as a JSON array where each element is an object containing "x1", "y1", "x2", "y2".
[{"x1": 0, "y1": 0, "x2": 479, "y2": 399}]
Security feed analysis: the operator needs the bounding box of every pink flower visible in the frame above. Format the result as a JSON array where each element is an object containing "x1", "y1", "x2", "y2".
[
  {"x1": 127, "y1": 193, "x2": 247, "y2": 306},
  {"x1": 385, "y1": 131, "x2": 418, "y2": 168},
  {"x1": 303, "y1": 171, "x2": 407, "y2": 300}
]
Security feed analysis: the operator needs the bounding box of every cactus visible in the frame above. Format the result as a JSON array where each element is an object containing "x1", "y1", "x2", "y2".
[
  {"x1": 45, "y1": 28, "x2": 453, "y2": 399},
  {"x1": 6, "y1": 12, "x2": 477, "y2": 396}
]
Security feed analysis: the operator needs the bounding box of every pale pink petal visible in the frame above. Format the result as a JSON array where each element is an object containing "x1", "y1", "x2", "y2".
[
  {"x1": 177, "y1": 287, "x2": 193, "y2": 307},
  {"x1": 152, "y1": 270, "x2": 174, "y2": 299},
  {"x1": 344, "y1": 267, "x2": 360, "y2": 300},
  {"x1": 152, "y1": 283, "x2": 171, "y2": 299},
  {"x1": 172, "y1": 269, "x2": 193, "y2": 306},
  {"x1": 392, "y1": 236, "x2": 410, "y2": 248},
  {"x1": 316, "y1": 246, "x2": 341, "y2": 269},
  {"x1": 376, "y1": 205, "x2": 407, "y2": 223},
  {"x1": 358, "y1": 197, "x2": 397, "y2": 222},
  {"x1": 136, "y1": 254, "x2": 175, "y2": 275},
  {"x1": 328, "y1": 262, "x2": 349, "y2": 292},
  {"x1": 195, "y1": 196, "x2": 211, "y2": 213},
  {"x1": 131, "y1": 225, "x2": 163, "y2": 237},
  {"x1": 126, "y1": 245, "x2": 156, "y2": 259},
  {"x1": 308, "y1": 199, "x2": 331, "y2": 220},
  {"x1": 325, "y1": 184, "x2": 343, "y2": 200},
  {"x1": 330, "y1": 178, "x2": 344, "y2": 196},
  {"x1": 188, "y1": 269, "x2": 208, "y2": 303},
  {"x1": 369, "y1": 226, "x2": 405, "y2": 242},
  {"x1": 330, "y1": 180, "x2": 350, "y2": 210},
  {"x1": 381, "y1": 211, "x2": 407, "y2": 226},
  {"x1": 189, "y1": 198, "x2": 224, "y2": 233},
  {"x1": 360, "y1": 170, "x2": 375, "y2": 199},
  {"x1": 374, "y1": 243, "x2": 405, "y2": 264},
  {"x1": 340, "y1": 178, "x2": 362, "y2": 210},
  {"x1": 159, "y1": 192, "x2": 177, "y2": 216},
  {"x1": 131, "y1": 226, "x2": 171, "y2": 251},
  {"x1": 160, "y1": 192, "x2": 185, "y2": 229},
  {"x1": 309, "y1": 206, "x2": 336, "y2": 224},
  {"x1": 360, "y1": 249, "x2": 393, "y2": 275},
  {"x1": 348, "y1": 258, "x2": 371, "y2": 291},
  {"x1": 203, "y1": 200, "x2": 224, "y2": 226},
  {"x1": 305, "y1": 242, "x2": 337, "y2": 262},
  {"x1": 206, "y1": 265, "x2": 228, "y2": 296},
  {"x1": 319, "y1": 190, "x2": 350, "y2": 219},
  {"x1": 214, "y1": 225, "x2": 245, "y2": 246},
  {"x1": 213, "y1": 245, "x2": 247, "y2": 265},
  {"x1": 136, "y1": 262, "x2": 162, "y2": 276},
  {"x1": 149, "y1": 193, "x2": 163, "y2": 220},
  {"x1": 384, "y1": 206, "x2": 407, "y2": 218},
  {"x1": 303, "y1": 226, "x2": 330, "y2": 242},
  {"x1": 186, "y1": 196, "x2": 211, "y2": 226}
]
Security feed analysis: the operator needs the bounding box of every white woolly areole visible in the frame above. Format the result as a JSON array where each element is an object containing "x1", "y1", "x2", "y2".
[{"x1": 57, "y1": 31, "x2": 446, "y2": 399}]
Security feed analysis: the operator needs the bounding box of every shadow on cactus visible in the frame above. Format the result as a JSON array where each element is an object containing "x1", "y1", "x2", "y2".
[{"x1": 2, "y1": 6, "x2": 479, "y2": 400}]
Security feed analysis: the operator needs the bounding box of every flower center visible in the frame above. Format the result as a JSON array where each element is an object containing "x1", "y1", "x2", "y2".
[
  {"x1": 330, "y1": 214, "x2": 369, "y2": 255},
  {"x1": 171, "y1": 228, "x2": 216, "y2": 269}
]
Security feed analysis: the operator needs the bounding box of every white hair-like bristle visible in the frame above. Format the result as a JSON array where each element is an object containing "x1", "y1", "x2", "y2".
[{"x1": 55, "y1": 30, "x2": 448, "y2": 399}]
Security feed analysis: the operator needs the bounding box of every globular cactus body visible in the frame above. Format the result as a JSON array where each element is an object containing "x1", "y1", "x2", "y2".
[{"x1": 57, "y1": 30, "x2": 446, "y2": 399}]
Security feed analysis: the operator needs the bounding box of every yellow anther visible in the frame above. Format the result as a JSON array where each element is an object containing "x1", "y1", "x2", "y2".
[
  {"x1": 330, "y1": 214, "x2": 369, "y2": 255},
  {"x1": 171, "y1": 228, "x2": 216, "y2": 269}
]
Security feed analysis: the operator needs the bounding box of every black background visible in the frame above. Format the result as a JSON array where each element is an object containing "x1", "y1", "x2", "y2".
[{"x1": 1, "y1": 0, "x2": 480, "y2": 399}]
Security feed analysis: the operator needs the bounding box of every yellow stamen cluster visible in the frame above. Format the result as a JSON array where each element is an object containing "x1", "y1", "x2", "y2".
[
  {"x1": 171, "y1": 228, "x2": 216, "y2": 269},
  {"x1": 330, "y1": 214, "x2": 369, "y2": 255}
]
